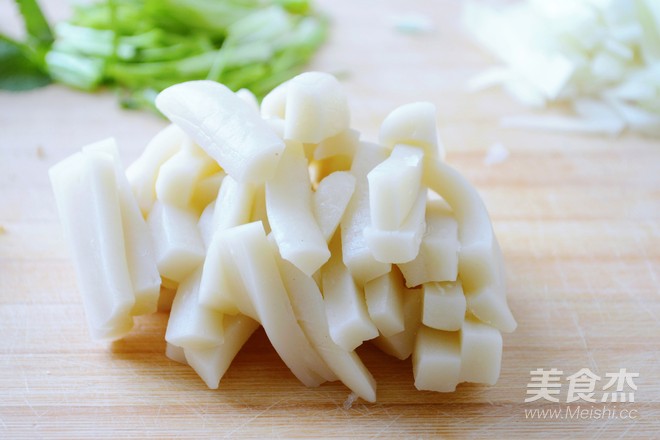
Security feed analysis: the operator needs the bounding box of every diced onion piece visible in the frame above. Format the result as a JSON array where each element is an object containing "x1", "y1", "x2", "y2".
[
  {"x1": 364, "y1": 188, "x2": 426, "y2": 264},
  {"x1": 423, "y1": 157, "x2": 517, "y2": 333},
  {"x1": 155, "y1": 144, "x2": 219, "y2": 210},
  {"x1": 147, "y1": 201, "x2": 205, "y2": 283},
  {"x1": 266, "y1": 144, "x2": 329, "y2": 276},
  {"x1": 462, "y1": 1, "x2": 574, "y2": 101},
  {"x1": 422, "y1": 281, "x2": 466, "y2": 331},
  {"x1": 368, "y1": 144, "x2": 424, "y2": 230},
  {"x1": 463, "y1": 0, "x2": 660, "y2": 137},
  {"x1": 379, "y1": 102, "x2": 443, "y2": 158},
  {"x1": 83, "y1": 139, "x2": 161, "y2": 316},
  {"x1": 459, "y1": 316, "x2": 502, "y2": 385},
  {"x1": 49, "y1": 150, "x2": 135, "y2": 340},
  {"x1": 371, "y1": 287, "x2": 422, "y2": 360},
  {"x1": 364, "y1": 269, "x2": 405, "y2": 337},
  {"x1": 607, "y1": 97, "x2": 660, "y2": 136},
  {"x1": 223, "y1": 221, "x2": 335, "y2": 386},
  {"x1": 483, "y1": 142, "x2": 510, "y2": 166},
  {"x1": 165, "y1": 268, "x2": 225, "y2": 350},
  {"x1": 156, "y1": 80, "x2": 285, "y2": 183},
  {"x1": 591, "y1": 51, "x2": 625, "y2": 82},
  {"x1": 312, "y1": 171, "x2": 356, "y2": 242},
  {"x1": 284, "y1": 71, "x2": 350, "y2": 143},
  {"x1": 184, "y1": 314, "x2": 260, "y2": 389},
  {"x1": 272, "y1": 239, "x2": 377, "y2": 402},
  {"x1": 500, "y1": 113, "x2": 625, "y2": 135},
  {"x1": 341, "y1": 142, "x2": 391, "y2": 285},
  {"x1": 322, "y1": 236, "x2": 379, "y2": 351},
  {"x1": 398, "y1": 200, "x2": 459, "y2": 287},
  {"x1": 413, "y1": 326, "x2": 461, "y2": 392},
  {"x1": 126, "y1": 124, "x2": 185, "y2": 216}
]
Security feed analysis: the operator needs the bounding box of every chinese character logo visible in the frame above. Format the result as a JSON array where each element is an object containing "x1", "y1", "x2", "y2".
[
  {"x1": 601, "y1": 368, "x2": 639, "y2": 403},
  {"x1": 525, "y1": 368, "x2": 563, "y2": 403},
  {"x1": 566, "y1": 368, "x2": 600, "y2": 403},
  {"x1": 524, "y1": 368, "x2": 639, "y2": 403}
]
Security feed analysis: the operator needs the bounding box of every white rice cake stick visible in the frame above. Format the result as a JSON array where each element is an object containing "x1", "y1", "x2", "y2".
[
  {"x1": 398, "y1": 200, "x2": 459, "y2": 287},
  {"x1": 312, "y1": 171, "x2": 356, "y2": 242},
  {"x1": 249, "y1": 184, "x2": 270, "y2": 235},
  {"x1": 272, "y1": 238, "x2": 377, "y2": 402},
  {"x1": 211, "y1": 175, "x2": 256, "y2": 235},
  {"x1": 371, "y1": 287, "x2": 423, "y2": 360},
  {"x1": 364, "y1": 188, "x2": 426, "y2": 264},
  {"x1": 155, "y1": 143, "x2": 219, "y2": 210},
  {"x1": 126, "y1": 124, "x2": 185, "y2": 216},
  {"x1": 156, "y1": 80, "x2": 285, "y2": 183},
  {"x1": 367, "y1": 144, "x2": 424, "y2": 230},
  {"x1": 184, "y1": 313, "x2": 260, "y2": 389},
  {"x1": 147, "y1": 201, "x2": 205, "y2": 283},
  {"x1": 459, "y1": 316, "x2": 502, "y2": 385},
  {"x1": 413, "y1": 326, "x2": 461, "y2": 392},
  {"x1": 379, "y1": 102, "x2": 443, "y2": 158},
  {"x1": 340, "y1": 142, "x2": 391, "y2": 285},
  {"x1": 423, "y1": 157, "x2": 517, "y2": 333},
  {"x1": 284, "y1": 72, "x2": 350, "y2": 144},
  {"x1": 364, "y1": 269, "x2": 406, "y2": 337},
  {"x1": 165, "y1": 343, "x2": 188, "y2": 365},
  {"x1": 322, "y1": 236, "x2": 379, "y2": 351},
  {"x1": 198, "y1": 228, "x2": 256, "y2": 319},
  {"x1": 235, "y1": 88, "x2": 259, "y2": 114},
  {"x1": 266, "y1": 145, "x2": 329, "y2": 276},
  {"x1": 310, "y1": 155, "x2": 353, "y2": 187},
  {"x1": 261, "y1": 80, "x2": 288, "y2": 120},
  {"x1": 422, "y1": 281, "x2": 466, "y2": 332},
  {"x1": 165, "y1": 268, "x2": 224, "y2": 350},
  {"x1": 197, "y1": 200, "x2": 216, "y2": 248},
  {"x1": 313, "y1": 129, "x2": 360, "y2": 161},
  {"x1": 83, "y1": 139, "x2": 161, "y2": 316},
  {"x1": 223, "y1": 222, "x2": 334, "y2": 386},
  {"x1": 49, "y1": 150, "x2": 134, "y2": 340},
  {"x1": 264, "y1": 117, "x2": 285, "y2": 139},
  {"x1": 190, "y1": 170, "x2": 225, "y2": 214}
]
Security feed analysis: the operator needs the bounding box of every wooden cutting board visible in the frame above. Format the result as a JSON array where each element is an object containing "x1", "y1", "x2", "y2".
[{"x1": 1, "y1": 0, "x2": 658, "y2": 438}]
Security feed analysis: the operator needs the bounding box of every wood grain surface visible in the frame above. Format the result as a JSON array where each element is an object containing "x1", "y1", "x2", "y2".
[{"x1": 1, "y1": 0, "x2": 659, "y2": 438}]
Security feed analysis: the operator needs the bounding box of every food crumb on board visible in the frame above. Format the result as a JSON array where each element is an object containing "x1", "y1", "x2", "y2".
[
  {"x1": 36, "y1": 146, "x2": 46, "y2": 159},
  {"x1": 0, "y1": 225, "x2": 6, "y2": 235},
  {"x1": 392, "y1": 13, "x2": 434, "y2": 35},
  {"x1": 343, "y1": 392, "x2": 358, "y2": 410},
  {"x1": 483, "y1": 142, "x2": 510, "y2": 166}
]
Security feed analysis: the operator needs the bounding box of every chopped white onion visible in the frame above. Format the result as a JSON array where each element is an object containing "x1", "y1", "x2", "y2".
[{"x1": 464, "y1": 0, "x2": 660, "y2": 136}]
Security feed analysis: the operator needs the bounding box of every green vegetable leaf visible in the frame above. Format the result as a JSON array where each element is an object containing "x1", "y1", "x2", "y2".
[
  {"x1": 0, "y1": 36, "x2": 51, "y2": 91},
  {"x1": 4, "y1": 0, "x2": 326, "y2": 108},
  {"x1": 16, "y1": 0, "x2": 54, "y2": 45}
]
